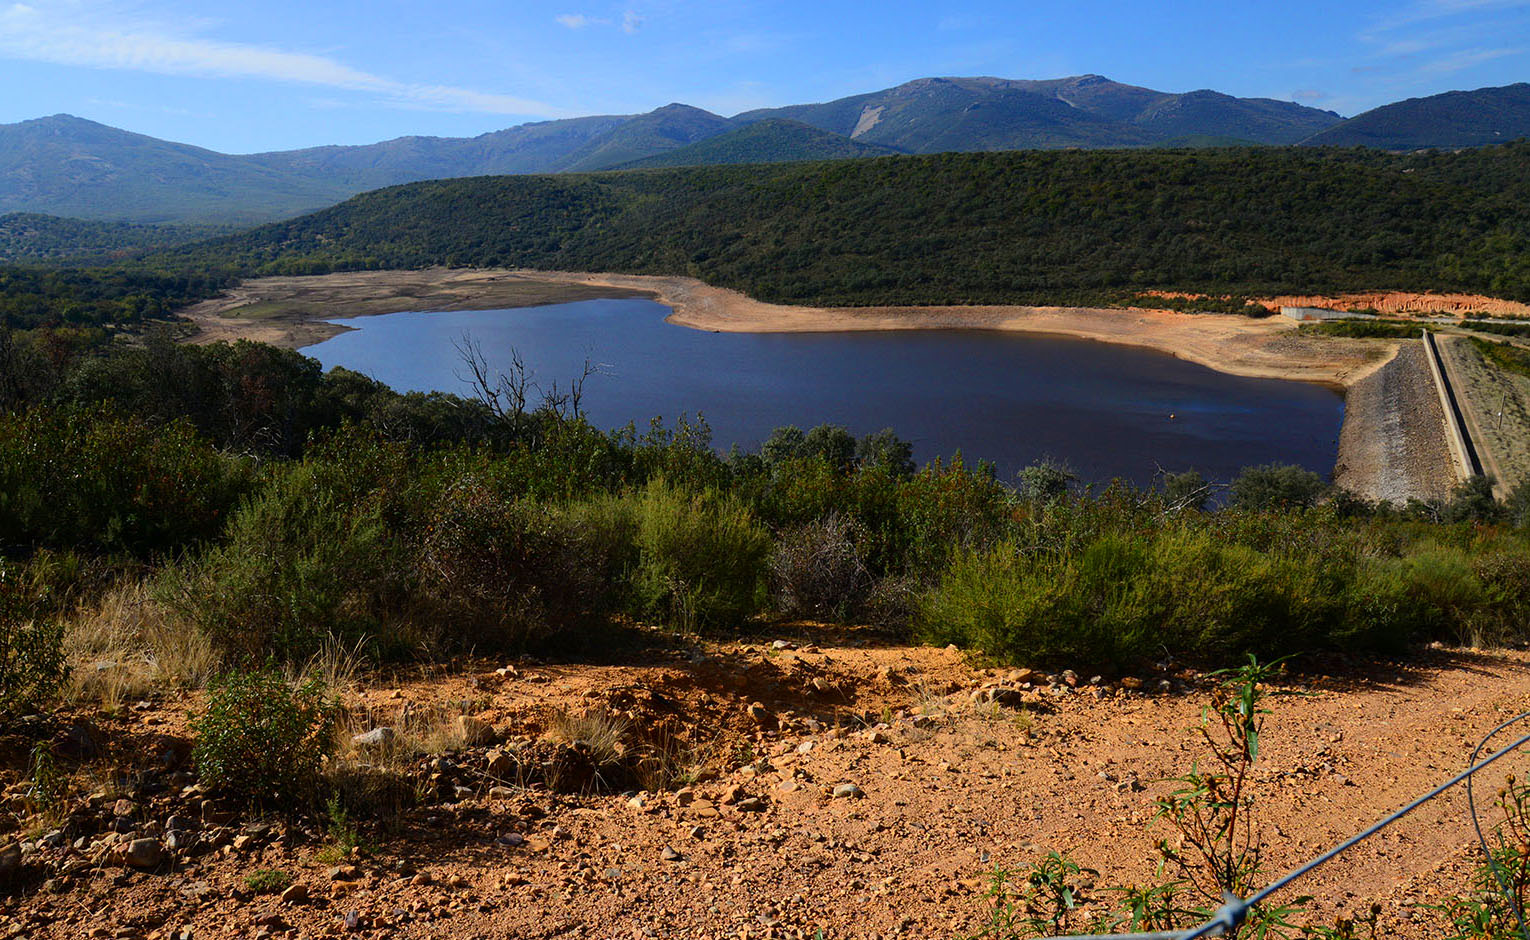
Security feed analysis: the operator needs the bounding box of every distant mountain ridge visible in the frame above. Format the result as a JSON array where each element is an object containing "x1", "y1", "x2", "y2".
[
  {"x1": 1301, "y1": 83, "x2": 1530, "y2": 150},
  {"x1": 1, "y1": 76, "x2": 1524, "y2": 226},
  {"x1": 733, "y1": 75, "x2": 1341, "y2": 149}
]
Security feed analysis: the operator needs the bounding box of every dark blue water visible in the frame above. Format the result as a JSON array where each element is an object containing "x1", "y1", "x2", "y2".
[{"x1": 303, "y1": 298, "x2": 1344, "y2": 487}]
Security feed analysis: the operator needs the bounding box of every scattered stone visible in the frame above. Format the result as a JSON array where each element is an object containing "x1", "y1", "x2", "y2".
[
  {"x1": 1120, "y1": 677, "x2": 1144, "y2": 691},
  {"x1": 123, "y1": 838, "x2": 162, "y2": 870},
  {"x1": 0, "y1": 842, "x2": 20, "y2": 880},
  {"x1": 660, "y1": 846, "x2": 683, "y2": 862},
  {"x1": 771, "y1": 640, "x2": 794, "y2": 651},
  {"x1": 165, "y1": 814, "x2": 196, "y2": 832},
  {"x1": 736, "y1": 797, "x2": 767, "y2": 812},
  {"x1": 796, "y1": 740, "x2": 815, "y2": 755},
  {"x1": 485, "y1": 749, "x2": 515, "y2": 779},
  {"x1": 351, "y1": 727, "x2": 395, "y2": 749},
  {"x1": 674, "y1": 788, "x2": 695, "y2": 806},
  {"x1": 488, "y1": 785, "x2": 515, "y2": 800},
  {"x1": 832, "y1": 783, "x2": 864, "y2": 800},
  {"x1": 328, "y1": 865, "x2": 360, "y2": 881},
  {"x1": 747, "y1": 703, "x2": 778, "y2": 730},
  {"x1": 456, "y1": 715, "x2": 496, "y2": 746},
  {"x1": 280, "y1": 882, "x2": 309, "y2": 904},
  {"x1": 720, "y1": 784, "x2": 745, "y2": 805}
]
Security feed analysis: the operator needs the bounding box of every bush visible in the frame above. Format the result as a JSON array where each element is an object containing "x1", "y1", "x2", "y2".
[
  {"x1": 1440, "y1": 475, "x2": 1505, "y2": 525},
  {"x1": 633, "y1": 480, "x2": 770, "y2": 631},
  {"x1": 192, "y1": 668, "x2": 336, "y2": 807},
  {"x1": 918, "y1": 528, "x2": 1411, "y2": 669},
  {"x1": 418, "y1": 479, "x2": 616, "y2": 650},
  {"x1": 1019, "y1": 459, "x2": 1077, "y2": 503},
  {"x1": 1228, "y1": 463, "x2": 1329, "y2": 511},
  {"x1": 0, "y1": 563, "x2": 67, "y2": 718},
  {"x1": 168, "y1": 462, "x2": 394, "y2": 661},
  {"x1": 166, "y1": 431, "x2": 415, "y2": 662},
  {"x1": 770, "y1": 514, "x2": 869, "y2": 621}
]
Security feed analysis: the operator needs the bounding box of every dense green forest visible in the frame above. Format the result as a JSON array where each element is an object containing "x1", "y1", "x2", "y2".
[
  {"x1": 182, "y1": 143, "x2": 1530, "y2": 306},
  {"x1": 0, "y1": 213, "x2": 228, "y2": 265},
  {"x1": 5, "y1": 143, "x2": 1530, "y2": 334}
]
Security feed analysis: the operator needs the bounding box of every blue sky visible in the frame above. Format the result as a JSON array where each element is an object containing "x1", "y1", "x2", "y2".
[{"x1": 2, "y1": 0, "x2": 1527, "y2": 153}]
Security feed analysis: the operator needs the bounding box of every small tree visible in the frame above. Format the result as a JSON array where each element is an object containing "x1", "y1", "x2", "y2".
[
  {"x1": 856, "y1": 428, "x2": 915, "y2": 478},
  {"x1": 1019, "y1": 459, "x2": 1076, "y2": 502},
  {"x1": 1229, "y1": 463, "x2": 1327, "y2": 511},
  {"x1": 1441, "y1": 475, "x2": 1505, "y2": 525}
]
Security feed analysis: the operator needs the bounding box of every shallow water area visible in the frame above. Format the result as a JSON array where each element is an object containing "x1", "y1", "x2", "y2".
[{"x1": 303, "y1": 298, "x2": 1344, "y2": 486}]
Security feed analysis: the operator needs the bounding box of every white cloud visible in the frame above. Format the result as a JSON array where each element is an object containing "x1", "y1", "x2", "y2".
[
  {"x1": 0, "y1": 1, "x2": 571, "y2": 117},
  {"x1": 622, "y1": 10, "x2": 643, "y2": 34},
  {"x1": 556, "y1": 13, "x2": 603, "y2": 28},
  {"x1": 1420, "y1": 45, "x2": 1523, "y2": 73}
]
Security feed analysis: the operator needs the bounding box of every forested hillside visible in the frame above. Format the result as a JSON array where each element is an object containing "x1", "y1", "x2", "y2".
[
  {"x1": 0, "y1": 213, "x2": 225, "y2": 264},
  {"x1": 179, "y1": 143, "x2": 1530, "y2": 307}
]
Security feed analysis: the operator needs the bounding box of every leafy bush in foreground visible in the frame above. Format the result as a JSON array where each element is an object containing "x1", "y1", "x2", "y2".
[
  {"x1": 916, "y1": 524, "x2": 1530, "y2": 669},
  {"x1": 0, "y1": 563, "x2": 67, "y2": 718},
  {"x1": 192, "y1": 668, "x2": 336, "y2": 807}
]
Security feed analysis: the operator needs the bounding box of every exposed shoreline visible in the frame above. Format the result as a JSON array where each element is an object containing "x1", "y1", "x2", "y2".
[{"x1": 178, "y1": 267, "x2": 1439, "y2": 500}]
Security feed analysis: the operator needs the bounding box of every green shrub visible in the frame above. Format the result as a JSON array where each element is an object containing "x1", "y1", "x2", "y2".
[
  {"x1": 245, "y1": 869, "x2": 295, "y2": 894},
  {"x1": 919, "y1": 527, "x2": 1418, "y2": 669},
  {"x1": 0, "y1": 562, "x2": 67, "y2": 718},
  {"x1": 633, "y1": 480, "x2": 769, "y2": 631},
  {"x1": 166, "y1": 430, "x2": 419, "y2": 661},
  {"x1": 192, "y1": 668, "x2": 336, "y2": 807},
  {"x1": 168, "y1": 461, "x2": 394, "y2": 661}
]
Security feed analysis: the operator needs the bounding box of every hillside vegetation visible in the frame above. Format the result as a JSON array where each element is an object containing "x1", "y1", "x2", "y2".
[
  {"x1": 619, "y1": 120, "x2": 900, "y2": 169},
  {"x1": 174, "y1": 142, "x2": 1530, "y2": 308},
  {"x1": 0, "y1": 213, "x2": 226, "y2": 264}
]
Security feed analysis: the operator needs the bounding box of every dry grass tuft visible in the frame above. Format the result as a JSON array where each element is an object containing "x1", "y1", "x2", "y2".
[{"x1": 63, "y1": 581, "x2": 221, "y2": 706}]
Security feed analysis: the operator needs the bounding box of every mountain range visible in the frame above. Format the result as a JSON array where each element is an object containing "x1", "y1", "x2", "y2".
[{"x1": 1, "y1": 75, "x2": 1526, "y2": 225}]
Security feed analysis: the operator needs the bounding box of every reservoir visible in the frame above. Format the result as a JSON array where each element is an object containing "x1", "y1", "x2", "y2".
[{"x1": 303, "y1": 297, "x2": 1343, "y2": 487}]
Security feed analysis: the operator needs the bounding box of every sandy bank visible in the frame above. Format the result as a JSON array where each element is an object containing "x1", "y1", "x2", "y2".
[{"x1": 533, "y1": 271, "x2": 1394, "y2": 387}]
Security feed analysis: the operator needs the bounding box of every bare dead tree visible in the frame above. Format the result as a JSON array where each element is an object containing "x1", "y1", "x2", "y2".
[
  {"x1": 454, "y1": 333, "x2": 531, "y2": 434},
  {"x1": 539, "y1": 357, "x2": 599, "y2": 423},
  {"x1": 454, "y1": 333, "x2": 605, "y2": 439}
]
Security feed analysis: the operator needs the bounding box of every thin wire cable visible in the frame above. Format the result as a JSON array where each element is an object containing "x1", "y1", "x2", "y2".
[
  {"x1": 1039, "y1": 720, "x2": 1530, "y2": 940},
  {"x1": 1468, "y1": 711, "x2": 1530, "y2": 940}
]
